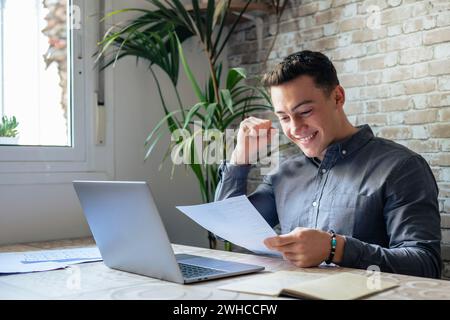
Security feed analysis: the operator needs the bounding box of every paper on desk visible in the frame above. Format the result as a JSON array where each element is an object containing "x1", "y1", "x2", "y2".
[
  {"x1": 176, "y1": 195, "x2": 282, "y2": 257},
  {"x1": 0, "y1": 247, "x2": 102, "y2": 274}
]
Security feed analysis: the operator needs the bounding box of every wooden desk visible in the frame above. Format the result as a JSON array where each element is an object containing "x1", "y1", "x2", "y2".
[{"x1": 0, "y1": 237, "x2": 449, "y2": 300}]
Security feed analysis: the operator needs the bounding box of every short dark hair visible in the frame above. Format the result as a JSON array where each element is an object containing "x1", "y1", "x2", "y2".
[{"x1": 261, "y1": 50, "x2": 340, "y2": 96}]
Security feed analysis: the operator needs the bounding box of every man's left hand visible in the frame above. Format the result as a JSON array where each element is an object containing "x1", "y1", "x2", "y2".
[{"x1": 264, "y1": 227, "x2": 336, "y2": 268}]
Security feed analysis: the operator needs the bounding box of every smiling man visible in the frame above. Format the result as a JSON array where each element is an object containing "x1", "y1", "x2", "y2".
[{"x1": 214, "y1": 50, "x2": 442, "y2": 278}]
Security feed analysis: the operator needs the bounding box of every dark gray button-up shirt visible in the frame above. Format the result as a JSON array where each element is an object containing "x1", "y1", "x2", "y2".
[{"x1": 215, "y1": 124, "x2": 442, "y2": 278}]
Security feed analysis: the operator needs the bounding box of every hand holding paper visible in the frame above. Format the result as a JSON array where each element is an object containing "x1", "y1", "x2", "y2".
[{"x1": 176, "y1": 195, "x2": 282, "y2": 257}]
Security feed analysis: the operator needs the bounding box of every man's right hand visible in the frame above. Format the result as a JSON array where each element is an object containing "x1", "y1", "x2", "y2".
[{"x1": 230, "y1": 117, "x2": 276, "y2": 165}]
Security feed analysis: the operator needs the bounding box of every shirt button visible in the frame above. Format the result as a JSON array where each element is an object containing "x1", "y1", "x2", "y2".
[
  {"x1": 342, "y1": 149, "x2": 347, "y2": 155},
  {"x1": 312, "y1": 201, "x2": 317, "y2": 207},
  {"x1": 321, "y1": 169, "x2": 327, "y2": 174}
]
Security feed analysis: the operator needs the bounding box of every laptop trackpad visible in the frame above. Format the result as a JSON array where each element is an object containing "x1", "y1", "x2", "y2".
[{"x1": 176, "y1": 254, "x2": 252, "y2": 272}]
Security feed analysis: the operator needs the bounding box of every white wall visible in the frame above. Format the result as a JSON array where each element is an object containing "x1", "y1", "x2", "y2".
[{"x1": 0, "y1": 0, "x2": 225, "y2": 248}]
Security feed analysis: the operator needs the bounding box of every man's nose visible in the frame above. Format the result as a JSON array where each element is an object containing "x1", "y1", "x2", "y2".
[{"x1": 290, "y1": 118, "x2": 307, "y2": 136}]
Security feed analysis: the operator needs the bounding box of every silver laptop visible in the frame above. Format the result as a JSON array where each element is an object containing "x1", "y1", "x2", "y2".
[{"x1": 73, "y1": 181, "x2": 264, "y2": 284}]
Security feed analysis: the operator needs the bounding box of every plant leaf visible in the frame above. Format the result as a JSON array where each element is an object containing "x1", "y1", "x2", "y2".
[
  {"x1": 176, "y1": 35, "x2": 205, "y2": 102},
  {"x1": 205, "y1": 103, "x2": 218, "y2": 128},
  {"x1": 145, "y1": 110, "x2": 181, "y2": 146},
  {"x1": 226, "y1": 67, "x2": 247, "y2": 90},
  {"x1": 220, "y1": 89, "x2": 233, "y2": 115},
  {"x1": 183, "y1": 102, "x2": 206, "y2": 129}
]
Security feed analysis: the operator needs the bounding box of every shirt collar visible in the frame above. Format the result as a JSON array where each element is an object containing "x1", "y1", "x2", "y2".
[
  {"x1": 308, "y1": 124, "x2": 374, "y2": 168},
  {"x1": 327, "y1": 124, "x2": 374, "y2": 158}
]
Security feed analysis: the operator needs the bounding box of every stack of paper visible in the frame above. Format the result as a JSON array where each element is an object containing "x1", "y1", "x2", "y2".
[{"x1": 0, "y1": 247, "x2": 102, "y2": 274}]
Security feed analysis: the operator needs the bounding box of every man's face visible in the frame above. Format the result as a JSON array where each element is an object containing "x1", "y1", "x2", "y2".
[{"x1": 271, "y1": 75, "x2": 344, "y2": 159}]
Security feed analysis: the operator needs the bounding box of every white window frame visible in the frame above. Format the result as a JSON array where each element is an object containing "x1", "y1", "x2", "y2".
[
  {"x1": 0, "y1": 0, "x2": 114, "y2": 183},
  {"x1": 0, "y1": 0, "x2": 4, "y2": 118}
]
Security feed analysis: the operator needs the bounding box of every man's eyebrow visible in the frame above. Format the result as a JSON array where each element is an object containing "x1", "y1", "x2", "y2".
[{"x1": 275, "y1": 99, "x2": 314, "y2": 114}]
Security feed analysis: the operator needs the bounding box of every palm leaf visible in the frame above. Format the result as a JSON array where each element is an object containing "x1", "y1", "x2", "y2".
[
  {"x1": 145, "y1": 110, "x2": 181, "y2": 146},
  {"x1": 183, "y1": 102, "x2": 206, "y2": 129},
  {"x1": 226, "y1": 67, "x2": 247, "y2": 90},
  {"x1": 176, "y1": 35, "x2": 205, "y2": 102},
  {"x1": 145, "y1": 129, "x2": 168, "y2": 160},
  {"x1": 205, "y1": 103, "x2": 218, "y2": 128},
  {"x1": 205, "y1": 0, "x2": 215, "y2": 52},
  {"x1": 220, "y1": 89, "x2": 233, "y2": 115}
]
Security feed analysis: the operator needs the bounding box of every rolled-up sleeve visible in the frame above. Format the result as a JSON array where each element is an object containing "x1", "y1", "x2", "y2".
[
  {"x1": 340, "y1": 155, "x2": 442, "y2": 278},
  {"x1": 215, "y1": 162, "x2": 279, "y2": 227}
]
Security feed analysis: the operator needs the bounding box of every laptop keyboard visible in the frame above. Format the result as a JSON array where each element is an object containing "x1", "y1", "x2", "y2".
[{"x1": 178, "y1": 263, "x2": 226, "y2": 279}]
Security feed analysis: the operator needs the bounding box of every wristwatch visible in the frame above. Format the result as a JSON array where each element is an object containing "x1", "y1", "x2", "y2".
[{"x1": 325, "y1": 230, "x2": 337, "y2": 265}]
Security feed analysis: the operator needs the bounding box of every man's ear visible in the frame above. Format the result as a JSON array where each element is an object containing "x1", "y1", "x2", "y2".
[{"x1": 334, "y1": 85, "x2": 345, "y2": 109}]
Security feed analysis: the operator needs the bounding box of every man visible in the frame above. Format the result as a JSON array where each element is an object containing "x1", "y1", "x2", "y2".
[{"x1": 214, "y1": 50, "x2": 442, "y2": 278}]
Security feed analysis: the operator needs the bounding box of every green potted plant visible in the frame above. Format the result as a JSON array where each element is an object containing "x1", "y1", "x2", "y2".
[
  {"x1": 0, "y1": 116, "x2": 19, "y2": 145},
  {"x1": 96, "y1": 0, "x2": 278, "y2": 249}
]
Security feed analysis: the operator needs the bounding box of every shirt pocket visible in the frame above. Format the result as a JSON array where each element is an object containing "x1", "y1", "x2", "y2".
[{"x1": 329, "y1": 193, "x2": 366, "y2": 236}]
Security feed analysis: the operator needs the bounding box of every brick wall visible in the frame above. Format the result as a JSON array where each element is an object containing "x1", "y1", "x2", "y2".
[{"x1": 227, "y1": 0, "x2": 450, "y2": 278}]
